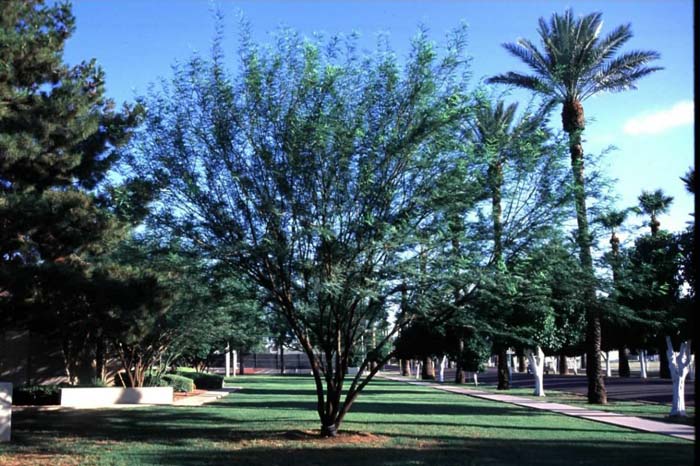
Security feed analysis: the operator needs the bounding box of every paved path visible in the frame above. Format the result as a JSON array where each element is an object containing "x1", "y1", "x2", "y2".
[
  {"x1": 173, "y1": 387, "x2": 240, "y2": 406},
  {"x1": 382, "y1": 375, "x2": 695, "y2": 442},
  {"x1": 427, "y1": 367, "x2": 696, "y2": 406}
]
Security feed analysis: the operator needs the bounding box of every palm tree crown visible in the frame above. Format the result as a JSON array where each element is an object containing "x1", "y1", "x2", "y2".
[
  {"x1": 637, "y1": 189, "x2": 674, "y2": 235},
  {"x1": 486, "y1": 9, "x2": 662, "y2": 132}
]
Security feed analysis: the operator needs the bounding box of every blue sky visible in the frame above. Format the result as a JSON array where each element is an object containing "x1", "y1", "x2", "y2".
[{"x1": 64, "y1": 0, "x2": 694, "y2": 240}]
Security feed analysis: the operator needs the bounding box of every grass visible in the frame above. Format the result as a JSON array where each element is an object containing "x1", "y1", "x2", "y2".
[
  {"x1": 471, "y1": 384, "x2": 695, "y2": 426},
  {"x1": 0, "y1": 375, "x2": 693, "y2": 465}
]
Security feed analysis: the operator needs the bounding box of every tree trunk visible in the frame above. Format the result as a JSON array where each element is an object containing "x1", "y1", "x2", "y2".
[
  {"x1": 659, "y1": 336, "x2": 671, "y2": 379},
  {"x1": 618, "y1": 346, "x2": 630, "y2": 377},
  {"x1": 517, "y1": 351, "x2": 526, "y2": 373},
  {"x1": 96, "y1": 338, "x2": 106, "y2": 382},
  {"x1": 564, "y1": 100, "x2": 606, "y2": 405},
  {"x1": 280, "y1": 345, "x2": 285, "y2": 375},
  {"x1": 559, "y1": 354, "x2": 568, "y2": 375},
  {"x1": 497, "y1": 348, "x2": 509, "y2": 390},
  {"x1": 438, "y1": 355, "x2": 447, "y2": 382},
  {"x1": 489, "y1": 161, "x2": 504, "y2": 268},
  {"x1": 580, "y1": 353, "x2": 586, "y2": 369},
  {"x1": 239, "y1": 354, "x2": 245, "y2": 376},
  {"x1": 666, "y1": 337, "x2": 691, "y2": 417},
  {"x1": 400, "y1": 359, "x2": 411, "y2": 377},
  {"x1": 527, "y1": 346, "x2": 545, "y2": 397},
  {"x1": 455, "y1": 365, "x2": 465, "y2": 384},
  {"x1": 639, "y1": 349, "x2": 648, "y2": 378},
  {"x1": 605, "y1": 352, "x2": 612, "y2": 377},
  {"x1": 454, "y1": 337, "x2": 465, "y2": 383},
  {"x1": 421, "y1": 356, "x2": 435, "y2": 380}
]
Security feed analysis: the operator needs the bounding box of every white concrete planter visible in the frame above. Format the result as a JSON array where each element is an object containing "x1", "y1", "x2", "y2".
[
  {"x1": 61, "y1": 387, "x2": 173, "y2": 407},
  {"x1": 1, "y1": 382, "x2": 11, "y2": 442}
]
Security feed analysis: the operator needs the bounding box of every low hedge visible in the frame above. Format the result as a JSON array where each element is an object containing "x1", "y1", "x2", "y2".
[
  {"x1": 161, "y1": 374, "x2": 195, "y2": 393},
  {"x1": 175, "y1": 370, "x2": 223, "y2": 390},
  {"x1": 12, "y1": 384, "x2": 63, "y2": 405}
]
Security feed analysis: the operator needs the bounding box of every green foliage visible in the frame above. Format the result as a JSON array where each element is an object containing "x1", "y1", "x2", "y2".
[
  {"x1": 125, "y1": 19, "x2": 477, "y2": 431},
  {"x1": 486, "y1": 8, "x2": 662, "y2": 105},
  {"x1": 160, "y1": 374, "x2": 195, "y2": 393},
  {"x1": 175, "y1": 370, "x2": 223, "y2": 390},
  {"x1": 458, "y1": 330, "x2": 492, "y2": 372},
  {"x1": 615, "y1": 231, "x2": 686, "y2": 348},
  {"x1": 12, "y1": 384, "x2": 65, "y2": 405},
  {"x1": 0, "y1": 0, "x2": 149, "y2": 386}
]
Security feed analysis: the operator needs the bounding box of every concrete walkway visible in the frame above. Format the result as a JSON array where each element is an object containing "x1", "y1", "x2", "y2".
[
  {"x1": 383, "y1": 375, "x2": 694, "y2": 442},
  {"x1": 173, "y1": 387, "x2": 240, "y2": 406}
]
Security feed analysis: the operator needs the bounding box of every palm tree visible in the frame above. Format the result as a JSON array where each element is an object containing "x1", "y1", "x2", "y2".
[
  {"x1": 680, "y1": 168, "x2": 695, "y2": 195},
  {"x1": 487, "y1": 9, "x2": 662, "y2": 404},
  {"x1": 637, "y1": 189, "x2": 674, "y2": 236},
  {"x1": 597, "y1": 208, "x2": 632, "y2": 376},
  {"x1": 468, "y1": 99, "x2": 547, "y2": 390}
]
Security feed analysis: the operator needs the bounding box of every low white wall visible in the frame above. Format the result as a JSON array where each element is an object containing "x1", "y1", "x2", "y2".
[
  {"x1": 61, "y1": 387, "x2": 173, "y2": 407},
  {"x1": 1, "y1": 382, "x2": 11, "y2": 442}
]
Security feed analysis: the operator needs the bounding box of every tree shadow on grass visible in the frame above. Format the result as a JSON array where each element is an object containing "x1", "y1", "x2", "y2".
[
  {"x1": 238, "y1": 387, "x2": 433, "y2": 397},
  {"x1": 136, "y1": 438, "x2": 693, "y2": 466},
  {"x1": 220, "y1": 399, "x2": 533, "y2": 417}
]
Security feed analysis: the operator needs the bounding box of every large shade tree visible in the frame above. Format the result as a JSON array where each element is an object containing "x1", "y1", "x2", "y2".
[
  {"x1": 487, "y1": 9, "x2": 662, "y2": 403},
  {"x1": 126, "y1": 24, "x2": 476, "y2": 436},
  {"x1": 0, "y1": 0, "x2": 144, "y2": 383}
]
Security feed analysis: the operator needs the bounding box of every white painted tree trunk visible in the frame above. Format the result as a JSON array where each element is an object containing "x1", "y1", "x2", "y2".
[
  {"x1": 473, "y1": 372, "x2": 478, "y2": 386},
  {"x1": 526, "y1": 346, "x2": 545, "y2": 397},
  {"x1": 571, "y1": 357, "x2": 578, "y2": 375},
  {"x1": 0, "y1": 383, "x2": 10, "y2": 442},
  {"x1": 688, "y1": 355, "x2": 695, "y2": 382},
  {"x1": 232, "y1": 350, "x2": 237, "y2": 377},
  {"x1": 639, "y1": 349, "x2": 648, "y2": 379},
  {"x1": 225, "y1": 342, "x2": 231, "y2": 377},
  {"x1": 438, "y1": 355, "x2": 447, "y2": 382},
  {"x1": 666, "y1": 337, "x2": 691, "y2": 417},
  {"x1": 415, "y1": 362, "x2": 422, "y2": 380},
  {"x1": 605, "y1": 351, "x2": 612, "y2": 377}
]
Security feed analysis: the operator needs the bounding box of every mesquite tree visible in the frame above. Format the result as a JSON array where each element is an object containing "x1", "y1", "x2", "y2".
[{"x1": 126, "y1": 24, "x2": 475, "y2": 436}]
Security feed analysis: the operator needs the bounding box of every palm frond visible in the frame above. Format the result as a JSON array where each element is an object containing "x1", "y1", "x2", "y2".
[
  {"x1": 510, "y1": 38, "x2": 550, "y2": 76},
  {"x1": 594, "y1": 23, "x2": 633, "y2": 63},
  {"x1": 486, "y1": 72, "x2": 553, "y2": 96}
]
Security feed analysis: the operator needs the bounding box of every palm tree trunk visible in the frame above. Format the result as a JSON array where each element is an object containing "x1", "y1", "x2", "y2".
[
  {"x1": 564, "y1": 99, "x2": 606, "y2": 404},
  {"x1": 490, "y1": 161, "x2": 504, "y2": 267}
]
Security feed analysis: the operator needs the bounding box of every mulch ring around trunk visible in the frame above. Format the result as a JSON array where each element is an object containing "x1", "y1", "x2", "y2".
[{"x1": 283, "y1": 429, "x2": 385, "y2": 444}]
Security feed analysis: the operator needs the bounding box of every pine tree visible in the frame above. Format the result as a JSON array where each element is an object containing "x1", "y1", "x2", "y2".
[{"x1": 0, "y1": 0, "x2": 141, "y2": 383}]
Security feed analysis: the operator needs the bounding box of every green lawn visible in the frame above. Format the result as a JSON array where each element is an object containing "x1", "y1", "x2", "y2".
[{"x1": 0, "y1": 376, "x2": 693, "y2": 465}]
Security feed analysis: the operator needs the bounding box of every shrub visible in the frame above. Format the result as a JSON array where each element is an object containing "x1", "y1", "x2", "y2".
[
  {"x1": 161, "y1": 374, "x2": 195, "y2": 393},
  {"x1": 175, "y1": 370, "x2": 223, "y2": 389},
  {"x1": 12, "y1": 384, "x2": 63, "y2": 405}
]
